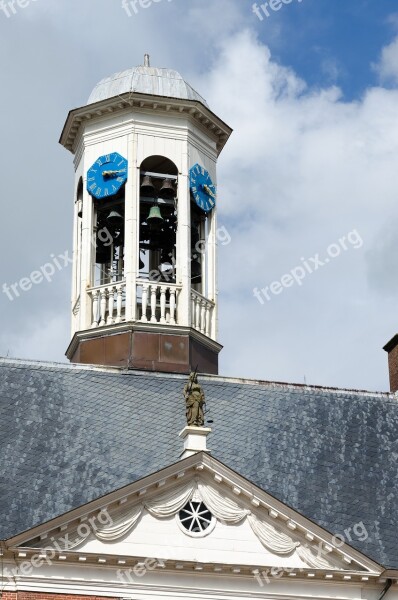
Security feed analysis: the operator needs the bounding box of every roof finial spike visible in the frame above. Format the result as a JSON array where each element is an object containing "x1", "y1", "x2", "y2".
[{"x1": 144, "y1": 54, "x2": 150, "y2": 68}]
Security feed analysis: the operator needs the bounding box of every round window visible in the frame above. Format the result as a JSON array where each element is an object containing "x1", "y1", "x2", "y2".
[{"x1": 177, "y1": 501, "x2": 216, "y2": 537}]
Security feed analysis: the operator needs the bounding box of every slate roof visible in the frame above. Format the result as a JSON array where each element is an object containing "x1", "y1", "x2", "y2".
[{"x1": 1, "y1": 357, "x2": 398, "y2": 569}]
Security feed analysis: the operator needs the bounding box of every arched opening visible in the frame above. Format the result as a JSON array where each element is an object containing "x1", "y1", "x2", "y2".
[
  {"x1": 76, "y1": 177, "x2": 83, "y2": 218},
  {"x1": 93, "y1": 187, "x2": 125, "y2": 287},
  {"x1": 190, "y1": 202, "x2": 206, "y2": 295},
  {"x1": 139, "y1": 155, "x2": 178, "y2": 283}
]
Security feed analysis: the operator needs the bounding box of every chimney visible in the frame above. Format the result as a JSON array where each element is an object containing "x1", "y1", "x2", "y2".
[{"x1": 384, "y1": 335, "x2": 398, "y2": 392}]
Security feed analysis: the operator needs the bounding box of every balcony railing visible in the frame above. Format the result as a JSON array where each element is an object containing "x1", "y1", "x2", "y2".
[
  {"x1": 191, "y1": 289, "x2": 215, "y2": 337},
  {"x1": 85, "y1": 281, "x2": 214, "y2": 337},
  {"x1": 88, "y1": 281, "x2": 126, "y2": 328},
  {"x1": 137, "y1": 280, "x2": 180, "y2": 325}
]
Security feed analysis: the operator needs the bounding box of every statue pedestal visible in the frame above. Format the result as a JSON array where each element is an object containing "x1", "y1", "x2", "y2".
[{"x1": 179, "y1": 426, "x2": 212, "y2": 459}]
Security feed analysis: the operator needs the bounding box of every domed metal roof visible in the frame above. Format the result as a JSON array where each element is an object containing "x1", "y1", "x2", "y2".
[{"x1": 87, "y1": 55, "x2": 208, "y2": 107}]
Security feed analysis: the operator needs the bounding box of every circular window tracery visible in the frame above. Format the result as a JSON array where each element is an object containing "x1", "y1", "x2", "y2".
[{"x1": 177, "y1": 501, "x2": 215, "y2": 537}]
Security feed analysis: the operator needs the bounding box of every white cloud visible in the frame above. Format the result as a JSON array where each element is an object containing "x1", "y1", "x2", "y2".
[
  {"x1": 373, "y1": 35, "x2": 398, "y2": 84},
  {"x1": 195, "y1": 31, "x2": 398, "y2": 390}
]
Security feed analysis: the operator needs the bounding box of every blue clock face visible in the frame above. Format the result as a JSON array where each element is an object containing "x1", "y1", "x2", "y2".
[
  {"x1": 87, "y1": 152, "x2": 128, "y2": 200},
  {"x1": 189, "y1": 163, "x2": 216, "y2": 213}
]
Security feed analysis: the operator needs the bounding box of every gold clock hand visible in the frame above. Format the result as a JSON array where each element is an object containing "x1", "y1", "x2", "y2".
[
  {"x1": 202, "y1": 184, "x2": 216, "y2": 199},
  {"x1": 103, "y1": 170, "x2": 122, "y2": 178}
]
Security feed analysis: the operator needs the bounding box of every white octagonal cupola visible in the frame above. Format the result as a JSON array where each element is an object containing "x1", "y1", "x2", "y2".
[{"x1": 60, "y1": 56, "x2": 232, "y2": 374}]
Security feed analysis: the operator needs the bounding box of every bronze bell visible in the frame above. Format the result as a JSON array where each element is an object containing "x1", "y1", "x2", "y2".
[
  {"x1": 139, "y1": 253, "x2": 145, "y2": 270},
  {"x1": 159, "y1": 178, "x2": 176, "y2": 200},
  {"x1": 141, "y1": 175, "x2": 155, "y2": 197},
  {"x1": 107, "y1": 210, "x2": 124, "y2": 225},
  {"x1": 147, "y1": 204, "x2": 163, "y2": 227}
]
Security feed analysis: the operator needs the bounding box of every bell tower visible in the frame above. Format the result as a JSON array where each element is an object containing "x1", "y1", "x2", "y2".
[{"x1": 61, "y1": 56, "x2": 232, "y2": 374}]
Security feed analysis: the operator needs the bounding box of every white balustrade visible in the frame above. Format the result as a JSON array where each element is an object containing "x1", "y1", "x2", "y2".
[
  {"x1": 137, "y1": 281, "x2": 180, "y2": 325},
  {"x1": 88, "y1": 282, "x2": 126, "y2": 328},
  {"x1": 191, "y1": 290, "x2": 214, "y2": 337},
  {"x1": 88, "y1": 281, "x2": 212, "y2": 335}
]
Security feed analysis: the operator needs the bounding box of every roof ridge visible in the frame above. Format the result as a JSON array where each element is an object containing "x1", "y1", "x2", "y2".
[{"x1": 0, "y1": 356, "x2": 393, "y2": 397}]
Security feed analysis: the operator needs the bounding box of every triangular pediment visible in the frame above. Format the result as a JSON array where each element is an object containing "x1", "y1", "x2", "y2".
[{"x1": 8, "y1": 453, "x2": 381, "y2": 582}]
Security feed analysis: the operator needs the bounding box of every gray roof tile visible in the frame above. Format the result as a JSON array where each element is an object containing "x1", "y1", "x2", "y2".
[{"x1": 0, "y1": 358, "x2": 397, "y2": 568}]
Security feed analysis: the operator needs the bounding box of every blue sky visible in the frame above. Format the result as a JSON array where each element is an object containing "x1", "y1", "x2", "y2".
[
  {"x1": 253, "y1": 0, "x2": 398, "y2": 98},
  {"x1": 1, "y1": 0, "x2": 398, "y2": 391}
]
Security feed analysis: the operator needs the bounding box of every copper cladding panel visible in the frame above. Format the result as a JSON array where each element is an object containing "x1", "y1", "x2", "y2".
[
  {"x1": 190, "y1": 336, "x2": 219, "y2": 375},
  {"x1": 78, "y1": 333, "x2": 131, "y2": 367},
  {"x1": 70, "y1": 329, "x2": 219, "y2": 374},
  {"x1": 160, "y1": 335, "x2": 189, "y2": 365}
]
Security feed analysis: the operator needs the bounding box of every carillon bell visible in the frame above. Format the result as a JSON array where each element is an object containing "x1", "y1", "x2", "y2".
[
  {"x1": 147, "y1": 204, "x2": 164, "y2": 227},
  {"x1": 141, "y1": 175, "x2": 156, "y2": 197},
  {"x1": 107, "y1": 210, "x2": 124, "y2": 225},
  {"x1": 159, "y1": 178, "x2": 176, "y2": 200}
]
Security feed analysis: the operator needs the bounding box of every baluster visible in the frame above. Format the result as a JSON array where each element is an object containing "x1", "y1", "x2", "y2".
[
  {"x1": 107, "y1": 286, "x2": 115, "y2": 325},
  {"x1": 115, "y1": 284, "x2": 123, "y2": 323},
  {"x1": 91, "y1": 290, "x2": 99, "y2": 328},
  {"x1": 205, "y1": 302, "x2": 211, "y2": 336},
  {"x1": 99, "y1": 289, "x2": 107, "y2": 327},
  {"x1": 191, "y1": 293, "x2": 196, "y2": 329},
  {"x1": 141, "y1": 284, "x2": 148, "y2": 322},
  {"x1": 195, "y1": 296, "x2": 201, "y2": 332},
  {"x1": 200, "y1": 300, "x2": 206, "y2": 334},
  {"x1": 160, "y1": 287, "x2": 166, "y2": 324},
  {"x1": 150, "y1": 284, "x2": 158, "y2": 323},
  {"x1": 170, "y1": 288, "x2": 176, "y2": 325}
]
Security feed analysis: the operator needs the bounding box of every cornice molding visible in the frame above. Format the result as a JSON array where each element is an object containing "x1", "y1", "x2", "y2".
[
  {"x1": 6, "y1": 454, "x2": 382, "y2": 577},
  {"x1": 59, "y1": 93, "x2": 232, "y2": 157}
]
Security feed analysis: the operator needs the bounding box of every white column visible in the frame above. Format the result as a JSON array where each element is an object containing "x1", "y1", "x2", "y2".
[
  {"x1": 124, "y1": 130, "x2": 138, "y2": 323},
  {"x1": 71, "y1": 197, "x2": 79, "y2": 336},
  {"x1": 207, "y1": 203, "x2": 218, "y2": 340},
  {"x1": 80, "y1": 166, "x2": 95, "y2": 332},
  {"x1": 177, "y1": 159, "x2": 191, "y2": 327}
]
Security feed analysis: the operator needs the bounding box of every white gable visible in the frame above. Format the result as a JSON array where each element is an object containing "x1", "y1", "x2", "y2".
[{"x1": 15, "y1": 455, "x2": 380, "y2": 579}]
